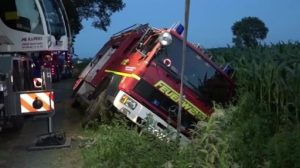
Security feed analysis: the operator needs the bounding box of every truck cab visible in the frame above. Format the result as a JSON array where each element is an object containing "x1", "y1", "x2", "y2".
[{"x1": 0, "y1": 0, "x2": 69, "y2": 52}]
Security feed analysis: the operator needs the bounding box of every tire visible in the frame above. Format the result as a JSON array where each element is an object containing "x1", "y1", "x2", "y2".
[
  {"x1": 98, "y1": 90, "x2": 114, "y2": 122},
  {"x1": 81, "y1": 89, "x2": 114, "y2": 127}
]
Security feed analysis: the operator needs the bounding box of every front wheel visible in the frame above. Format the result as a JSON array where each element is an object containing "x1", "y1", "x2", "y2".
[{"x1": 81, "y1": 89, "x2": 114, "y2": 127}]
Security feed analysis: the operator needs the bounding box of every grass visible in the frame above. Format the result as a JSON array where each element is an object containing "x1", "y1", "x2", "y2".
[
  {"x1": 81, "y1": 107, "x2": 233, "y2": 168},
  {"x1": 82, "y1": 122, "x2": 178, "y2": 168}
]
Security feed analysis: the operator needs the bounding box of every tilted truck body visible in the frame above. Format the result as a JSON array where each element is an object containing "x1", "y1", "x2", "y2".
[
  {"x1": 0, "y1": 0, "x2": 69, "y2": 131},
  {"x1": 73, "y1": 24, "x2": 235, "y2": 142}
]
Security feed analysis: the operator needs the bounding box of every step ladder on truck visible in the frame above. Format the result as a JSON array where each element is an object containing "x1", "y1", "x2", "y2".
[{"x1": 0, "y1": 0, "x2": 71, "y2": 149}]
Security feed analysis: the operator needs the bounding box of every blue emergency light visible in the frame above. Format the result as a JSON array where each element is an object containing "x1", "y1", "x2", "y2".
[{"x1": 175, "y1": 24, "x2": 184, "y2": 35}]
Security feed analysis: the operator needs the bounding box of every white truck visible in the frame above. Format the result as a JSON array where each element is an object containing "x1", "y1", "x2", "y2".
[{"x1": 0, "y1": 0, "x2": 70, "y2": 131}]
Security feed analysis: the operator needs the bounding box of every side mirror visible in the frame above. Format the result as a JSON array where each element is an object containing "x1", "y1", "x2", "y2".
[{"x1": 158, "y1": 32, "x2": 172, "y2": 46}]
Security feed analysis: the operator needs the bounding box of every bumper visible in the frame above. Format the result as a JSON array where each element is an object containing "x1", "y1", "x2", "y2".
[{"x1": 113, "y1": 90, "x2": 190, "y2": 144}]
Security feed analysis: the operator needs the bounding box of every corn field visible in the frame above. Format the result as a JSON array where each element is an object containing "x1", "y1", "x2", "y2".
[{"x1": 211, "y1": 42, "x2": 300, "y2": 167}]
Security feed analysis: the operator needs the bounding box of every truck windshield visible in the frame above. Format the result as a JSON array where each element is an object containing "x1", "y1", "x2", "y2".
[
  {"x1": 155, "y1": 36, "x2": 232, "y2": 105},
  {"x1": 40, "y1": 0, "x2": 66, "y2": 40},
  {"x1": 0, "y1": 0, "x2": 44, "y2": 34}
]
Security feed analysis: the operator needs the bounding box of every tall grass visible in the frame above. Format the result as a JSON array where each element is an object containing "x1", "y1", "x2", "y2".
[
  {"x1": 212, "y1": 42, "x2": 300, "y2": 167},
  {"x1": 175, "y1": 107, "x2": 235, "y2": 168},
  {"x1": 82, "y1": 123, "x2": 178, "y2": 168}
]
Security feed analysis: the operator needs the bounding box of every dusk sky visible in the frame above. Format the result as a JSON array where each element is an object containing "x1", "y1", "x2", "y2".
[{"x1": 74, "y1": 0, "x2": 300, "y2": 58}]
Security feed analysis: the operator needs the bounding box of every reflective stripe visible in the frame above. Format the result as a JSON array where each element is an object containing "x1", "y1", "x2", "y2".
[
  {"x1": 20, "y1": 92, "x2": 55, "y2": 113},
  {"x1": 5, "y1": 11, "x2": 18, "y2": 20},
  {"x1": 105, "y1": 70, "x2": 141, "y2": 80},
  {"x1": 20, "y1": 97, "x2": 37, "y2": 112},
  {"x1": 73, "y1": 78, "x2": 83, "y2": 90}
]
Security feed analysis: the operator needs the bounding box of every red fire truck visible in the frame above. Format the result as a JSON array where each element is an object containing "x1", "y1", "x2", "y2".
[{"x1": 73, "y1": 24, "x2": 235, "y2": 142}]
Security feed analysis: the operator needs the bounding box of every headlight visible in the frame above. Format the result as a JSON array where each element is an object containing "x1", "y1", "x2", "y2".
[
  {"x1": 120, "y1": 94, "x2": 137, "y2": 110},
  {"x1": 159, "y1": 32, "x2": 172, "y2": 46}
]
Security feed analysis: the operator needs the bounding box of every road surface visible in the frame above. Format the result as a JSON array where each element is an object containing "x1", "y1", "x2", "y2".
[{"x1": 0, "y1": 79, "x2": 84, "y2": 168}]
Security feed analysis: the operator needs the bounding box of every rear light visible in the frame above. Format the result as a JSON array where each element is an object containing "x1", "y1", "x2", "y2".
[{"x1": 51, "y1": 92, "x2": 55, "y2": 101}]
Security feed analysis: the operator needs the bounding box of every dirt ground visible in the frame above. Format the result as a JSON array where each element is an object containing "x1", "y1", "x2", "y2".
[{"x1": 0, "y1": 79, "x2": 85, "y2": 168}]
